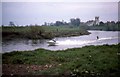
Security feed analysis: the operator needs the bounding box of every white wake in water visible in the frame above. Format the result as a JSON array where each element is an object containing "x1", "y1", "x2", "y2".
[
  {"x1": 56, "y1": 40, "x2": 96, "y2": 45},
  {"x1": 98, "y1": 37, "x2": 119, "y2": 41},
  {"x1": 56, "y1": 37, "x2": 119, "y2": 46}
]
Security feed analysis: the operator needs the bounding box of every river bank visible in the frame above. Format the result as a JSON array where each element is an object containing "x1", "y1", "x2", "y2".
[
  {"x1": 2, "y1": 44, "x2": 120, "y2": 76},
  {"x1": 1, "y1": 26, "x2": 90, "y2": 40}
]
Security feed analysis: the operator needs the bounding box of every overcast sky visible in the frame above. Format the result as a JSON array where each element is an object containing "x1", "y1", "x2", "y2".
[
  {"x1": 1, "y1": 0, "x2": 119, "y2": 2},
  {"x1": 1, "y1": 2, "x2": 119, "y2": 25}
]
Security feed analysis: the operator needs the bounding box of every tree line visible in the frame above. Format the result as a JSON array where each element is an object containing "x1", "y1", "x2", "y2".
[
  {"x1": 2, "y1": 18, "x2": 120, "y2": 31},
  {"x1": 42, "y1": 18, "x2": 81, "y2": 26}
]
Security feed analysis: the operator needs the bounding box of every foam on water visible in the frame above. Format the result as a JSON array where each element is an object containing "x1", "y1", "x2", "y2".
[{"x1": 56, "y1": 40, "x2": 95, "y2": 45}]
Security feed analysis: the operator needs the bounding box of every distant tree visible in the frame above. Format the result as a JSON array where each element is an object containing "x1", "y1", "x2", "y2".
[
  {"x1": 70, "y1": 18, "x2": 80, "y2": 26},
  {"x1": 99, "y1": 21, "x2": 104, "y2": 26},
  {"x1": 50, "y1": 23, "x2": 54, "y2": 26},
  {"x1": 44, "y1": 22, "x2": 47, "y2": 26},
  {"x1": 64, "y1": 22, "x2": 69, "y2": 25},
  {"x1": 76, "y1": 18, "x2": 81, "y2": 26},
  {"x1": 55, "y1": 21, "x2": 64, "y2": 26},
  {"x1": 116, "y1": 21, "x2": 120, "y2": 25},
  {"x1": 35, "y1": 24, "x2": 39, "y2": 26},
  {"x1": 9, "y1": 21, "x2": 15, "y2": 26},
  {"x1": 110, "y1": 21, "x2": 115, "y2": 25},
  {"x1": 70, "y1": 18, "x2": 75, "y2": 26},
  {"x1": 111, "y1": 21, "x2": 115, "y2": 24}
]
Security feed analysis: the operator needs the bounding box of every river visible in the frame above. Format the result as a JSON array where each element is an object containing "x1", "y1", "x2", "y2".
[{"x1": 2, "y1": 30, "x2": 120, "y2": 53}]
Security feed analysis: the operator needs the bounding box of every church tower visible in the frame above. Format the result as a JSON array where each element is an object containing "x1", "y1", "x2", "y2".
[{"x1": 95, "y1": 16, "x2": 99, "y2": 25}]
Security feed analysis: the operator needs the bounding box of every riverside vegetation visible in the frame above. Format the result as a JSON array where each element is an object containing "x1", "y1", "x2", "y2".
[
  {"x1": 2, "y1": 44, "x2": 120, "y2": 76},
  {"x1": 1, "y1": 26, "x2": 90, "y2": 40},
  {"x1": 1, "y1": 20, "x2": 120, "y2": 40}
]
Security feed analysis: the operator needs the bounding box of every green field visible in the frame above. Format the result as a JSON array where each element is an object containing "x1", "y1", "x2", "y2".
[
  {"x1": 1, "y1": 26, "x2": 90, "y2": 40},
  {"x1": 2, "y1": 44, "x2": 120, "y2": 76}
]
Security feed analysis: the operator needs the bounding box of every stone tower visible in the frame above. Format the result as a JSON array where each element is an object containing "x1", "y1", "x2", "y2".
[{"x1": 95, "y1": 16, "x2": 99, "y2": 25}]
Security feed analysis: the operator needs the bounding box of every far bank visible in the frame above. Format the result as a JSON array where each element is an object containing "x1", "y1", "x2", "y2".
[{"x1": 1, "y1": 26, "x2": 90, "y2": 40}]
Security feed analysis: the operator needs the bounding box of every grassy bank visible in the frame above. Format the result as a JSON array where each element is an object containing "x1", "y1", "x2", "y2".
[
  {"x1": 2, "y1": 44, "x2": 120, "y2": 76},
  {"x1": 1, "y1": 26, "x2": 90, "y2": 40}
]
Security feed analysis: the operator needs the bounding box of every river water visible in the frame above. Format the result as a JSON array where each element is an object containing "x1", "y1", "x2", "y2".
[{"x1": 2, "y1": 30, "x2": 120, "y2": 53}]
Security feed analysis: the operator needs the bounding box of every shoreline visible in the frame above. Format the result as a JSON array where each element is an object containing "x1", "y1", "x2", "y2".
[{"x1": 2, "y1": 43, "x2": 119, "y2": 53}]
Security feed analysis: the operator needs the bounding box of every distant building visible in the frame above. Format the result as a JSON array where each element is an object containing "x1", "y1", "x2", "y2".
[
  {"x1": 95, "y1": 16, "x2": 99, "y2": 25},
  {"x1": 86, "y1": 16, "x2": 100, "y2": 26}
]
